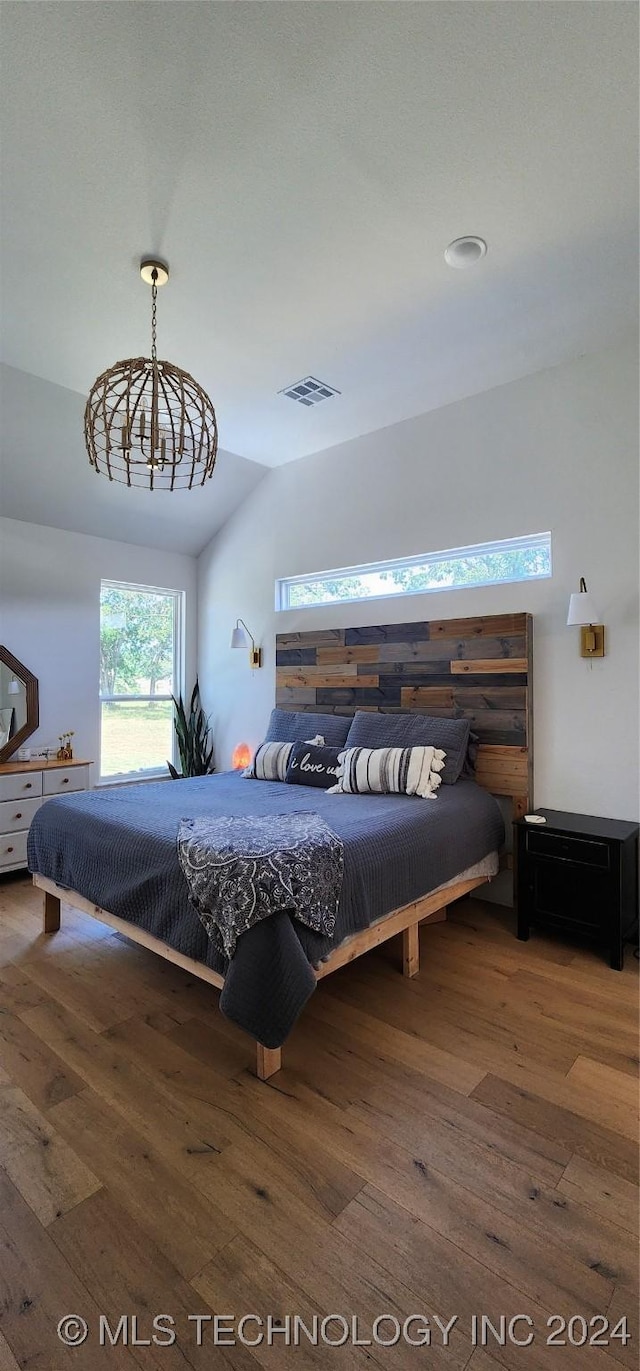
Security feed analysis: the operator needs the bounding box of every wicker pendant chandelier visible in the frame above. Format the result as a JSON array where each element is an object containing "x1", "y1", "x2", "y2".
[{"x1": 84, "y1": 259, "x2": 218, "y2": 491}]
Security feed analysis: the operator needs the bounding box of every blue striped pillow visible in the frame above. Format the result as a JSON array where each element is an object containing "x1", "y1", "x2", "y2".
[{"x1": 327, "y1": 744, "x2": 445, "y2": 799}]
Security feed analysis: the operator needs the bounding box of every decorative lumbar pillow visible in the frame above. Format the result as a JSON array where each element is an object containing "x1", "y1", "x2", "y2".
[
  {"x1": 344, "y1": 710, "x2": 470, "y2": 785},
  {"x1": 245, "y1": 735, "x2": 326, "y2": 782},
  {"x1": 284, "y1": 742, "x2": 343, "y2": 790},
  {"x1": 244, "y1": 740, "x2": 293, "y2": 782},
  {"x1": 328, "y1": 744, "x2": 445, "y2": 799},
  {"x1": 264, "y1": 707, "x2": 351, "y2": 748}
]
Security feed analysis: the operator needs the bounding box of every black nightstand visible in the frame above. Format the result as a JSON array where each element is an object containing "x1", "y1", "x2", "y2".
[{"x1": 514, "y1": 810, "x2": 639, "y2": 970}]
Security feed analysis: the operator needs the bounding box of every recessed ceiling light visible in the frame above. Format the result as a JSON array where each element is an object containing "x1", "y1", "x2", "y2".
[{"x1": 444, "y1": 236, "x2": 487, "y2": 269}]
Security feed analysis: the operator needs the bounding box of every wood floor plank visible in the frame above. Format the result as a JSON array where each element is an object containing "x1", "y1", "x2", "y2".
[
  {"x1": 0, "y1": 1003, "x2": 85, "y2": 1112},
  {"x1": 438, "y1": 904, "x2": 639, "y2": 999},
  {"x1": 334, "y1": 1186, "x2": 622, "y2": 1371},
  {"x1": 103, "y1": 1015, "x2": 365, "y2": 1220},
  {"x1": 165, "y1": 1014, "x2": 269, "y2": 1080},
  {"x1": 0, "y1": 1328, "x2": 21, "y2": 1371},
  {"x1": 324, "y1": 959, "x2": 584, "y2": 1080},
  {"x1": 558, "y1": 1155, "x2": 639, "y2": 1237},
  {"x1": 17, "y1": 947, "x2": 163, "y2": 1033},
  {"x1": 346, "y1": 1091, "x2": 638, "y2": 1289},
  {"x1": 20, "y1": 997, "x2": 237, "y2": 1171},
  {"x1": 304, "y1": 986, "x2": 487, "y2": 1095},
  {"x1": 605, "y1": 1283, "x2": 639, "y2": 1371},
  {"x1": 192, "y1": 1234, "x2": 365, "y2": 1371},
  {"x1": 0, "y1": 1170, "x2": 135, "y2": 1370},
  {"x1": 48, "y1": 1086, "x2": 237, "y2": 1280},
  {"x1": 471, "y1": 1075, "x2": 639, "y2": 1182},
  {"x1": 0, "y1": 1082, "x2": 101, "y2": 1226},
  {"x1": 473, "y1": 1057, "x2": 639, "y2": 1142},
  {"x1": 286, "y1": 1013, "x2": 572, "y2": 1182},
  {"x1": 191, "y1": 1156, "x2": 470, "y2": 1371},
  {"x1": 49, "y1": 1187, "x2": 257, "y2": 1371},
  {"x1": 253, "y1": 1074, "x2": 616, "y2": 1317},
  {"x1": 565, "y1": 1056, "x2": 640, "y2": 1125},
  {"x1": 1, "y1": 881, "x2": 636, "y2": 1371}
]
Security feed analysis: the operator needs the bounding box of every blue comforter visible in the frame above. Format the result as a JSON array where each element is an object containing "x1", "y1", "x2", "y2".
[{"x1": 28, "y1": 770, "x2": 504, "y2": 1046}]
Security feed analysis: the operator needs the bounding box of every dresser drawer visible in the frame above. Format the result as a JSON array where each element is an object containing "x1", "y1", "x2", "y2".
[
  {"x1": 0, "y1": 830, "x2": 28, "y2": 868},
  {"x1": 0, "y1": 795, "x2": 43, "y2": 832},
  {"x1": 43, "y1": 766, "x2": 89, "y2": 796},
  {"x1": 0, "y1": 771, "x2": 43, "y2": 803},
  {"x1": 526, "y1": 828, "x2": 610, "y2": 869}
]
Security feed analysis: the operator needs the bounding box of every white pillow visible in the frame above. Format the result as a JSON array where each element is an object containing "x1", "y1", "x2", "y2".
[{"x1": 327, "y1": 744, "x2": 445, "y2": 799}]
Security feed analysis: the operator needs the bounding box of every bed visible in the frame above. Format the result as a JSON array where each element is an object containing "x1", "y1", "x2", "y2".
[{"x1": 29, "y1": 610, "x2": 533, "y2": 1079}]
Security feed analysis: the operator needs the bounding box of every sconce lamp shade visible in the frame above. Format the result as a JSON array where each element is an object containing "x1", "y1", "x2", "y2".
[
  {"x1": 567, "y1": 585, "x2": 600, "y2": 626},
  {"x1": 567, "y1": 577, "x2": 605, "y2": 658},
  {"x1": 8, "y1": 679, "x2": 20, "y2": 695},
  {"x1": 230, "y1": 618, "x2": 262, "y2": 668},
  {"x1": 230, "y1": 623, "x2": 250, "y2": 650}
]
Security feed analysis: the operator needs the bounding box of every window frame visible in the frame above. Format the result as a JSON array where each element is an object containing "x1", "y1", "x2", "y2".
[
  {"x1": 99, "y1": 578, "x2": 185, "y2": 784},
  {"x1": 275, "y1": 532, "x2": 552, "y2": 611}
]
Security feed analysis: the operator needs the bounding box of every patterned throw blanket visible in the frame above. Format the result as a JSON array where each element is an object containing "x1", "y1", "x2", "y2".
[{"x1": 177, "y1": 812, "x2": 344, "y2": 961}]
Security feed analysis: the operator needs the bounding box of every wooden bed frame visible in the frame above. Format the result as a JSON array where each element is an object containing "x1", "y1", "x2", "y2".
[{"x1": 33, "y1": 612, "x2": 533, "y2": 1081}]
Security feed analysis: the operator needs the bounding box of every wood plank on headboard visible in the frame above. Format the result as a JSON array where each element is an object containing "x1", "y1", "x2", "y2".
[{"x1": 276, "y1": 612, "x2": 534, "y2": 816}]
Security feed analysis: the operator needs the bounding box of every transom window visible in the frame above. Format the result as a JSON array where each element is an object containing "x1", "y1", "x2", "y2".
[
  {"x1": 99, "y1": 580, "x2": 184, "y2": 782},
  {"x1": 276, "y1": 533, "x2": 551, "y2": 611}
]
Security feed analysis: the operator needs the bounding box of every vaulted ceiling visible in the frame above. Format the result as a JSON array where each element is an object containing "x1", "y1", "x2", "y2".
[{"x1": 1, "y1": 2, "x2": 637, "y2": 552}]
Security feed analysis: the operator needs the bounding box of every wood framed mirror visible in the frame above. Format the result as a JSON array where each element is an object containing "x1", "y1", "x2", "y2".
[{"x1": 0, "y1": 646, "x2": 39, "y2": 764}]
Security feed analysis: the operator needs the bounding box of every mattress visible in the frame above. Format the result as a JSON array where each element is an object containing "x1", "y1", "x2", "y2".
[{"x1": 28, "y1": 770, "x2": 504, "y2": 1046}]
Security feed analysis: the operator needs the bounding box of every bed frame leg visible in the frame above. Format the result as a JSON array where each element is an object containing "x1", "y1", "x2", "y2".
[
  {"x1": 426, "y1": 904, "x2": 448, "y2": 925},
  {"x1": 256, "y1": 1044, "x2": 281, "y2": 1080},
  {"x1": 402, "y1": 922, "x2": 420, "y2": 978},
  {"x1": 43, "y1": 890, "x2": 61, "y2": 934}
]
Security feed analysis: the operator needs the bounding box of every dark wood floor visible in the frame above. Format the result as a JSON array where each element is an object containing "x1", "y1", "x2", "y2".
[{"x1": 0, "y1": 872, "x2": 638, "y2": 1371}]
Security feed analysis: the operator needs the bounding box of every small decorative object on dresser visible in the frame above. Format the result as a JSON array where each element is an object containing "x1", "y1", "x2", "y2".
[
  {"x1": 0, "y1": 758, "x2": 91, "y2": 873},
  {"x1": 514, "y1": 809, "x2": 639, "y2": 970}
]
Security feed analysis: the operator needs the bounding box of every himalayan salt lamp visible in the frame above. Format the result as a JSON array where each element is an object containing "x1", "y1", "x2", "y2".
[{"x1": 232, "y1": 742, "x2": 252, "y2": 771}]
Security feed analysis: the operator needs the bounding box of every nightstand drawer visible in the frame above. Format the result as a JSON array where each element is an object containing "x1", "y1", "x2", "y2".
[
  {"x1": 531, "y1": 863, "x2": 607, "y2": 930},
  {"x1": 526, "y1": 828, "x2": 610, "y2": 869}
]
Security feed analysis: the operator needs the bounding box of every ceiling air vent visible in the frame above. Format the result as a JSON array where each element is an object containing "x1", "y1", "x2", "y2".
[{"x1": 279, "y1": 376, "x2": 341, "y2": 407}]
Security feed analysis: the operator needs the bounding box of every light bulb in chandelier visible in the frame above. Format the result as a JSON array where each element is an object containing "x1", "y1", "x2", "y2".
[{"x1": 84, "y1": 259, "x2": 218, "y2": 491}]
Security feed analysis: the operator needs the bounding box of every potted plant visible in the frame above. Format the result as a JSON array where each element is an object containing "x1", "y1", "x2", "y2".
[{"x1": 167, "y1": 680, "x2": 214, "y2": 778}]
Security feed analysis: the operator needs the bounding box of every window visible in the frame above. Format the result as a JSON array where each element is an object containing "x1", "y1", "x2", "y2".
[
  {"x1": 276, "y1": 532, "x2": 551, "y2": 611},
  {"x1": 99, "y1": 581, "x2": 183, "y2": 782}
]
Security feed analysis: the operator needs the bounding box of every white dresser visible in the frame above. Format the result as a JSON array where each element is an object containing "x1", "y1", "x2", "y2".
[{"x1": 0, "y1": 759, "x2": 91, "y2": 873}]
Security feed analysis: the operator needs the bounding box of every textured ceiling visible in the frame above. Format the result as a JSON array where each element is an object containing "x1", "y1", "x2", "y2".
[{"x1": 0, "y1": 1, "x2": 637, "y2": 545}]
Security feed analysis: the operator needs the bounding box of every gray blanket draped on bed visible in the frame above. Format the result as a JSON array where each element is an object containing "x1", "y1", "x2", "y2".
[
  {"x1": 177, "y1": 812, "x2": 344, "y2": 959},
  {"x1": 27, "y1": 771, "x2": 504, "y2": 1047}
]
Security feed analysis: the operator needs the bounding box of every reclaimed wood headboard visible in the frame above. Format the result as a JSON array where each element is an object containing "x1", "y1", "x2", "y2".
[{"x1": 276, "y1": 612, "x2": 533, "y2": 821}]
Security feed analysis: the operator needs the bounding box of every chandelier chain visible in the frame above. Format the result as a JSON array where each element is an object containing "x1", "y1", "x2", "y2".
[{"x1": 151, "y1": 270, "x2": 158, "y2": 363}]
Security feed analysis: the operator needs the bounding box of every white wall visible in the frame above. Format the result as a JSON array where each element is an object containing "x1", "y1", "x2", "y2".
[
  {"x1": 0, "y1": 518, "x2": 197, "y2": 781},
  {"x1": 198, "y1": 340, "x2": 639, "y2": 824}
]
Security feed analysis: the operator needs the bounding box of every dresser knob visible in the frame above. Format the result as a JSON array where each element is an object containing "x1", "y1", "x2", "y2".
[
  {"x1": 7, "y1": 846, "x2": 13, "y2": 854},
  {"x1": 15, "y1": 813, "x2": 22, "y2": 820},
  {"x1": 25, "y1": 783, "x2": 32, "y2": 789},
  {"x1": 62, "y1": 778, "x2": 69, "y2": 784}
]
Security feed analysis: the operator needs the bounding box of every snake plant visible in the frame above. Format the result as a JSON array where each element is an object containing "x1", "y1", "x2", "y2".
[{"x1": 167, "y1": 680, "x2": 214, "y2": 778}]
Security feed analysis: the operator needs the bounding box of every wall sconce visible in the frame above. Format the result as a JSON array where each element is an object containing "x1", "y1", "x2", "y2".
[
  {"x1": 230, "y1": 618, "x2": 262, "y2": 668},
  {"x1": 8, "y1": 678, "x2": 20, "y2": 695},
  {"x1": 232, "y1": 742, "x2": 252, "y2": 771},
  {"x1": 567, "y1": 577, "x2": 605, "y2": 657}
]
